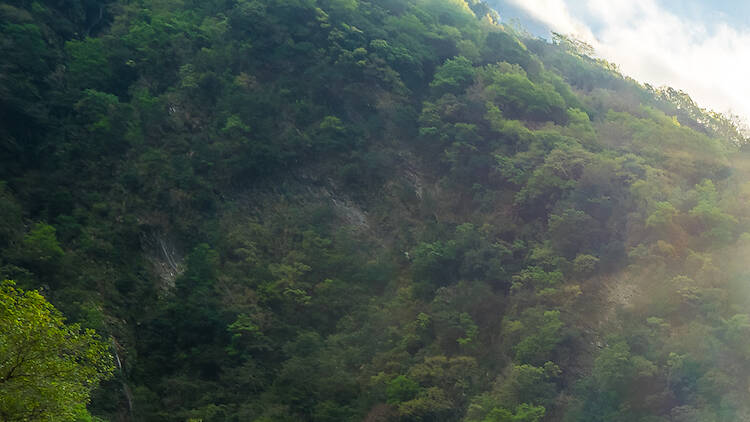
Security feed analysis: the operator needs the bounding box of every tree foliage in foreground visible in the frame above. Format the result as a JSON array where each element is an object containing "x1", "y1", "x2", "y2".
[{"x1": 0, "y1": 281, "x2": 113, "y2": 422}]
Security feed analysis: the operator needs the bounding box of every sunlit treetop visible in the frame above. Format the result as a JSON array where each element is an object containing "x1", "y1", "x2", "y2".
[{"x1": 0, "y1": 280, "x2": 113, "y2": 422}]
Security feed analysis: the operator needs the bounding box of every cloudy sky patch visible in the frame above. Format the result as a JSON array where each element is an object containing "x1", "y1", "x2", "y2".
[{"x1": 493, "y1": 0, "x2": 750, "y2": 121}]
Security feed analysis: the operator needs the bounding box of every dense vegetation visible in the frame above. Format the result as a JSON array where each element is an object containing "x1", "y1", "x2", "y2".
[
  {"x1": 3, "y1": 0, "x2": 750, "y2": 420},
  {"x1": 0, "y1": 281, "x2": 113, "y2": 421}
]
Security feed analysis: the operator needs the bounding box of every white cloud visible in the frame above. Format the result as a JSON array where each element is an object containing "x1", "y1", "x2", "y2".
[
  {"x1": 505, "y1": 0, "x2": 750, "y2": 122},
  {"x1": 504, "y1": 0, "x2": 596, "y2": 43}
]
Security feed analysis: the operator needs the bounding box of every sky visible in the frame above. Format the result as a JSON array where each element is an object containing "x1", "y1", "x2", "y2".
[{"x1": 488, "y1": 0, "x2": 750, "y2": 122}]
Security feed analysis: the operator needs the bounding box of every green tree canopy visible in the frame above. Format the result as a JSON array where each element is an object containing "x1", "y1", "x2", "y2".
[{"x1": 0, "y1": 281, "x2": 113, "y2": 422}]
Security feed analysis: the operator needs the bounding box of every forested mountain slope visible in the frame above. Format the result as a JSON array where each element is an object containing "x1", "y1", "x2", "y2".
[{"x1": 3, "y1": 0, "x2": 750, "y2": 421}]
